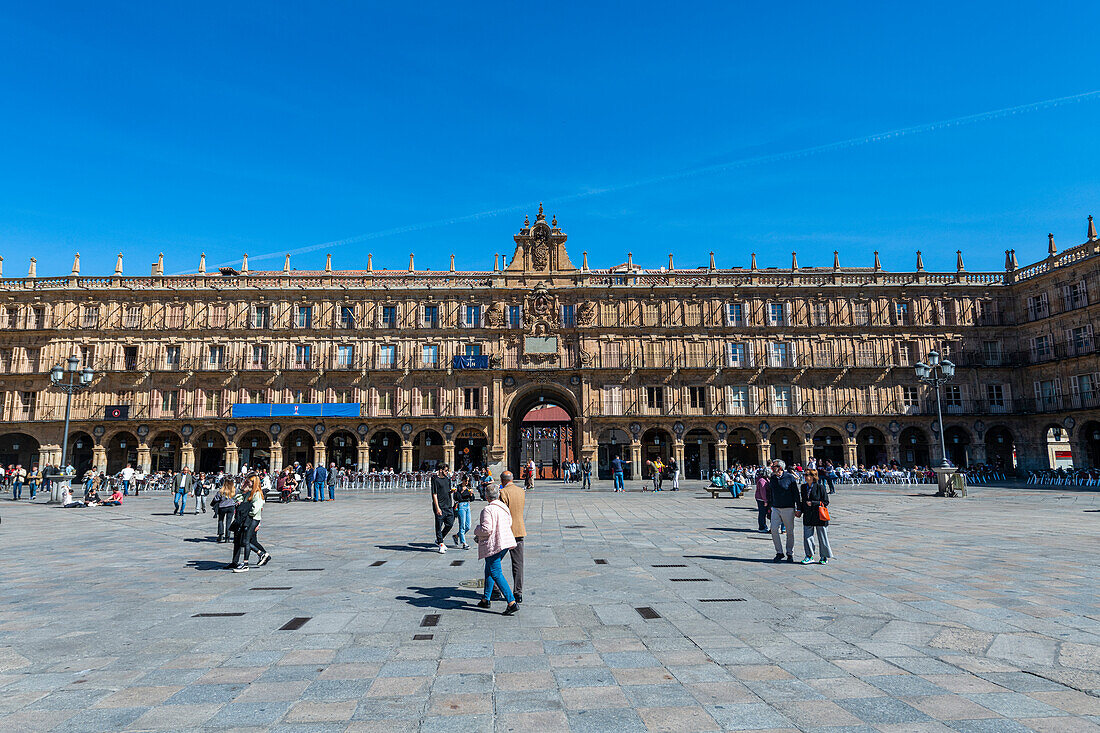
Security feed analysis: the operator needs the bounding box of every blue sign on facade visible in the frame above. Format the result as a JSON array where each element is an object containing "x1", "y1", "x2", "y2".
[
  {"x1": 231, "y1": 403, "x2": 361, "y2": 418},
  {"x1": 452, "y1": 355, "x2": 490, "y2": 369}
]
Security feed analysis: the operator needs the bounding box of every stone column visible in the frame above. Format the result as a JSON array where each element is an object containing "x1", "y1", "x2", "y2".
[
  {"x1": 1013, "y1": 439, "x2": 1047, "y2": 472},
  {"x1": 357, "y1": 445, "x2": 370, "y2": 471},
  {"x1": 271, "y1": 444, "x2": 283, "y2": 473},
  {"x1": 970, "y1": 440, "x2": 987, "y2": 464},
  {"x1": 180, "y1": 443, "x2": 195, "y2": 471},
  {"x1": 136, "y1": 443, "x2": 151, "y2": 473},
  {"x1": 40, "y1": 444, "x2": 61, "y2": 469},
  {"x1": 844, "y1": 440, "x2": 858, "y2": 466},
  {"x1": 444, "y1": 441, "x2": 455, "y2": 471},
  {"x1": 757, "y1": 442, "x2": 769, "y2": 466},
  {"x1": 716, "y1": 440, "x2": 728, "y2": 471},
  {"x1": 887, "y1": 438, "x2": 900, "y2": 464},
  {"x1": 629, "y1": 440, "x2": 642, "y2": 481},
  {"x1": 225, "y1": 444, "x2": 239, "y2": 474},
  {"x1": 673, "y1": 441, "x2": 685, "y2": 477},
  {"x1": 314, "y1": 444, "x2": 327, "y2": 469},
  {"x1": 799, "y1": 442, "x2": 812, "y2": 467},
  {"x1": 90, "y1": 444, "x2": 105, "y2": 473},
  {"x1": 401, "y1": 443, "x2": 413, "y2": 473}
]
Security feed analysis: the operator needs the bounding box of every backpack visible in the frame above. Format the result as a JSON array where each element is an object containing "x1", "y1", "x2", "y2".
[{"x1": 231, "y1": 497, "x2": 253, "y2": 529}]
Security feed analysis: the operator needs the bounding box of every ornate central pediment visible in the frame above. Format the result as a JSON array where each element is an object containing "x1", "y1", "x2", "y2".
[{"x1": 506, "y1": 204, "x2": 576, "y2": 273}]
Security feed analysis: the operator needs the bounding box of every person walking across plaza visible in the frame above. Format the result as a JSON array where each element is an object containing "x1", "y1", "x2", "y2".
[
  {"x1": 213, "y1": 478, "x2": 237, "y2": 543},
  {"x1": 452, "y1": 474, "x2": 474, "y2": 549},
  {"x1": 431, "y1": 466, "x2": 455, "y2": 554},
  {"x1": 767, "y1": 460, "x2": 799, "y2": 562},
  {"x1": 473, "y1": 483, "x2": 519, "y2": 615},
  {"x1": 193, "y1": 472, "x2": 211, "y2": 514},
  {"x1": 668, "y1": 457, "x2": 680, "y2": 491},
  {"x1": 611, "y1": 454, "x2": 624, "y2": 492},
  {"x1": 326, "y1": 462, "x2": 337, "y2": 501},
  {"x1": 799, "y1": 468, "x2": 833, "y2": 564},
  {"x1": 172, "y1": 467, "x2": 193, "y2": 516},
  {"x1": 120, "y1": 462, "x2": 135, "y2": 496},
  {"x1": 754, "y1": 469, "x2": 770, "y2": 532},
  {"x1": 230, "y1": 475, "x2": 269, "y2": 572},
  {"x1": 499, "y1": 470, "x2": 526, "y2": 604}
]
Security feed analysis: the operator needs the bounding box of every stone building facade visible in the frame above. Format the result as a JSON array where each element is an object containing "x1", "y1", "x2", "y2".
[{"x1": 1, "y1": 208, "x2": 1098, "y2": 479}]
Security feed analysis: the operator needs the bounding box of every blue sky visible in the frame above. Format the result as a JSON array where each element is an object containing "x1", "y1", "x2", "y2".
[{"x1": 2, "y1": 1, "x2": 1098, "y2": 276}]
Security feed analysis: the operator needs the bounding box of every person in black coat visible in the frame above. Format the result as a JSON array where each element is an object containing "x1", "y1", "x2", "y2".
[{"x1": 798, "y1": 469, "x2": 833, "y2": 564}]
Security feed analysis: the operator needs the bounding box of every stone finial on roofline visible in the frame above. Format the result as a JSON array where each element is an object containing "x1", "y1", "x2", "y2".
[
  {"x1": 915, "y1": 251, "x2": 924, "y2": 271},
  {"x1": 198, "y1": 253, "x2": 206, "y2": 274},
  {"x1": 114, "y1": 252, "x2": 123, "y2": 276},
  {"x1": 956, "y1": 250, "x2": 965, "y2": 272},
  {"x1": 1089, "y1": 214, "x2": 1097, "y2": 241},
  {"x1": 28, "y1": 257, "x2": 36, "y2": 278},
  {"x1": 1048, "y1": 233, "x2": 1057, "y2": 257},
  {"x1": 71, "y1": 253, "x2": 80, "y2": 276}
]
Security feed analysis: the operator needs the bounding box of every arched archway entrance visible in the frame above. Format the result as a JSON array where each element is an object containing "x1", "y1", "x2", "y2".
[
  {"x1": 238, "y1": 430, "x2": 271, "y2": 471},
  {"x1": 986, "y1": 426, "x2": 1015, "y2": 471},
  {"x1": 369, "y1": 430, "x2": 400, "y2": 471},
  {"x1": 283, "y1": 429, "x2": 314, "y2": 469},
  {"x1": 944, "y1": 427, "x2": 971, "y2": 468},
  {"x1": 856, "y1": 427, "x2": 886, "y2": 466},
  {"x1": 812, "y1": 428, "x2": 844, "y2": 465},
  {"x1": 684, "y1": 428, "x2": 715, "y2": 480},
  {"x1": 641, "y1": 428, "x2": 672, "y2": 478},
  {"x1": 769, "y1": 428, "x2": 800, "y2": 466},
  {"x1": 455, "y1": 428, "x2": 488, "y2": 470},
  {"x1": 413, "y1": 430, "x2": 444, "y2": 471},
  {"x1": 107, "y1": 431, "x2": 138, "y2": 474},
  {"x1": 1043, "y1": 425, "x2": 1072, "y2": 469},
  {"x1": 727, "y1": 427, "x2": 758, "y2": 466},
  {"x1": 68, "y1": 431, "x2": 94, "y2": 476},
  {"x1": 150, "y1": 431, "x2": 181, "y2": 472},
  {"x1": 1082, "y1": 421, "x2": 1100, "y2": 469},
  {"x1": 597, "y1": 428, "x2": 630, "y2": 480},
  {"x1": 0, "y1": 433, "x2": 40, "y2": 470},
  {"x1": 326, "y1": 430, "x2": 358, "y2": 469},
  {"x1": 899, "y1": 427, "x2": 930, "y2": 467},
  {"x1": 196, "y1": 431, "x2": 226, "y2": 473},
  {"x1": 508, "y1": 388, "x2": 578, "y2": 479}
]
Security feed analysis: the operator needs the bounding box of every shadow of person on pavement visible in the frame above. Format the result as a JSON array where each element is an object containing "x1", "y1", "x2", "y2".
[{"x1": 397, "y1": 585, "x2": 487, "y2": 611}]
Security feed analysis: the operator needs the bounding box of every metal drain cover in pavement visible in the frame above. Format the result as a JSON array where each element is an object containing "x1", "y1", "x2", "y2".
[
  {"x1": 635, "y1": 607, "x2": 662, "y2": 620},
  {"x1": 459, "y1": 578, "x2": 485, "y2": 589},
  {"x1": 670, "y1": 578, "x2": 711, "y2": 582}
]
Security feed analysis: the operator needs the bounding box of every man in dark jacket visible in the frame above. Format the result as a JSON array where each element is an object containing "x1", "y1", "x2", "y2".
[
  {"x1": 312, "y1": 463, "x2": 328, "y2": 502},
  {"x1": 766, "y1": 460, "x2": 799, "y2": 562}
]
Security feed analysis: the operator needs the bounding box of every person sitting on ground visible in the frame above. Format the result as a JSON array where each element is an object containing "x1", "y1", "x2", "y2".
[
  {"x1": 61, "y1": 487, "x2": 85, "y2": 508},
  {"x1": 101, "y1": 488, "x2": 123, "y2": 506},
  {"x1": 84, "y1": 485, "x2": 101, "y2": 506}
]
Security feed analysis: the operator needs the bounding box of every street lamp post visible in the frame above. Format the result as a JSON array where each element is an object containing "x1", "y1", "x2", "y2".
[
  {"x1": 48, "y1": 355, "x2": 95, "y2": 503},
  {"x1": 914, "y1": 349, "x2": 956, "y2": 474}
]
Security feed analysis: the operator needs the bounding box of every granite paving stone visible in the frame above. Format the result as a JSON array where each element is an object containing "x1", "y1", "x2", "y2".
[{"x1": 0, "y1": 482, "x2": 1094, "y2": 731}]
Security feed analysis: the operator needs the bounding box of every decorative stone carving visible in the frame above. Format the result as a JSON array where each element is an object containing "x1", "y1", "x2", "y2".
[
  {"x1": 531, "y1": 226, "x2": 550, "y2": 270},
  {"x1": 576, "y1": 301, "x2": 596, "y2": 327},
  {"x1": 486, "y1": 302, "x2": 505, "y2": 327}
]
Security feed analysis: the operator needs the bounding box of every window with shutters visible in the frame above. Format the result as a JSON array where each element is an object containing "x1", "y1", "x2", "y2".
[
  {"x1": 600, "y1": 302, "x2": 617, "y2": 326},
  {"x1": 293, "y1": 345, "x2": 311, "y2": 368},
  {"x1": 812, "y1": 302, "x2": 829, "y2": 326},
  {"x1": 688, "y1": 386, "x2": 706, "y2": 410},
  {"x1": 896, "y1": 341, "x2": 913, "y2": 367},
  {"x1": 894, "y1": 302, "x2": 909, "y2": 325},
  {"x1": 25, "y1": 346, "x2": 40, "y2": 372},
  {"x1": 767, "y1": 302, "x2": 786, "y2": 326},
  {"x1": 423, "y1": 305, "x2": 439, "y2": 328},
  {"x1": 642, "y1": 383, "x2": 660, "y2": 411},
  {"x1": 942, "y1": 301, "x2": 957, "y2": 325},
  {"x1": 726, "y1": 386, "x2": 749, "y2": 415},
  {"x1": 1068, "y1": 325, "x2": 1093, "y2": 355},
  {"x1": 81, "y1": 305, "x2": 99, "y2": 328},
  {"x1": 207, "y1": 345, "x2": 224, "y2": 368},
  {"x1": 124, "y1": 305, "x2": 142, "y2": 328},
  {"x1": 944, "y1": 385, "x2": 963, "y2": 411},
  {"x1": 80, "y1": 345, "x2": 95, "y2": 369},
  {"x1": 3, "y1": 307, "x2": 17, "y2": 329},
  {"x1": 642, "y1": 302, "x2": 658, "y2": 326},
  {"x1": 165, "y1": 346, "x2": 180, "y2": 369},
  {"x1": 1063, "y1": 281, "x2": 1087, "y2": 310},
  {"x1": 464, "y1": 343, "x2": 482, "y2": 356},
  {"x1": 902, "y1": 386, "x2": 919, "y2": 409},
  {"x1": 726, "y1": 342, "x2": 747, "y2": 367},
  {"x1": 602, "y1": 385, "x2": 623, "y2": 415},
  {"x1": 685, "y1": 302, "x2": 702, "y2": 327},
  {"x1": 381, "y1": 305, "x2": 397, "y2": 328},
  {"x1": 464, "y1": 305, "x2": 481, "y2": 327},
  {"x1": 420, "y1": 388, "x2": 438, "y2": 415},
  {"x1": 250, "y1": 344, "x2": 268, "y2": 369},
  {"x1": 339, "y1": 305, "x2": 355, "y2": 329},
  {"x1": 124, "y1": 346, "x2": 138, "y2": 371},
  {"x1": 768, "y1": 342, "x2": 789, "y2": 367},
  {"x1": 422, "y1": 344, "x2": 439, "y2": 366},
  {"x1": 205, "y1": 390, "x2": 222, "y2": 415},
  {"x1": 1030, "y1": 335, "x2": 1053, "y2": 362},
  {"x1": 377, "y1": 389, "x2": 393, "y2": 413},
  {"x1": 209, "y1": 304, "x2": 228, "y2": 328},
  {"x1": 31, "y1": 306, "x2": 44, "y2": 329},
  {"x1": 602, "y1": 341, "x2": 623, "y2": 368},
  {"x1": 986, "y1": 384, "x2": 1005, "y2": 411},
  {"x1": 165, "y1": 304, "x2": 184, "y2": 328},
  {"x1": 463, "y1": 387, "x2": 481, "y2": 412},
  {"x1": 379, "y1": 344, "x2": 396, "y2": 368},
  {"x1": 161, "y1": 389, "x2": 178, "y2": 416},
  {"x1": 727, "y1": 302, "x2": 744, "y2": 326},
  {"x1": 19, "y1": 391, "x2": 36, "y2": 419},
  {"x1": 1026, "y1": 293, "x2": 1049, "y2": 320},
  {"x1": 1035, "y1": 379, "x2": 1061, "y2": 410},
  {"x1": 508, "y1": 305, "x2": 522, "y2": 328},
  {"x1": 336, "y1": 344, "x2": 354, "y2": 368},
  {"x1": 295, "y1": 305, "x2": 313, "y2": 329},
  {"x1": 982, "y1": 340, "x2": 1002, "y2": 365},
  {"x1": 1072, "y1": 373, "x2": 1098, "y2": 408},
  {"x1": 773, "y1": 386, "x2": 792, "y2": 414},
  {"x1": 853, "y1": 302, "x2": 870, "y2": 326},
  {"x1": 815, "y1": 341, "x2": 834, "y2": 367}
]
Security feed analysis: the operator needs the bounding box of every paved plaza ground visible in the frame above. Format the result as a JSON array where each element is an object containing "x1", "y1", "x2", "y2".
[{"x1": 1, "y1": 480, "x2": 1099, "y2": 732}]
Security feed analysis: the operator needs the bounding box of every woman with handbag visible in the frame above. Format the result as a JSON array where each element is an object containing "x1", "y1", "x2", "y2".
[
  {"x1": 798, "y1": 468, "x2": 833, "y2": 565},
  {"x1": 452, "y1": 475, "x2": 475, "y2": 549}
]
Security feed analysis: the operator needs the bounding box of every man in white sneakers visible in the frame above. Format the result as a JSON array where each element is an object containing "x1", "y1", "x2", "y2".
[{"x1": 431, "y1": 466, "x2": 455, "y2": 554}]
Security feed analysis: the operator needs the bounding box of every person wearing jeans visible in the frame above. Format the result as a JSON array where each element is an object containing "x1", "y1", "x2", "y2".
[
  {"x1": 611, "y1": 455, "x2": 624, "y2": 492},
  {"x1": 453, "y1": 477, "x2": 474, "y2": 549},
  {"x1": 326, "y1": 463, "x2": 337, "y2": 501},
  {"x1": 766, "y1": 460, "x2": 799, "y2": 562},
  {"x1": 312, "y1": 463, "x2": 327, "y2": 502},
  {"x1": 473, "y1": 483, "x2": 518, "y2": 615},
  {"x1": 754, "y1": 470, "x2": 770, "y2": 532},
  {"x1": 799, "y1": 469, "x2": 833, "y2": 564}
]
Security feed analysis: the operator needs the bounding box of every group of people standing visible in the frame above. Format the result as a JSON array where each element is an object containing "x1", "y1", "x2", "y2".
[
  {"x1": 212, "y1": 474, "x2": 270, "y2": 572},
  {"x1": 755, "y1": 459, "x2": 834, "y2": 565},
  {"x1": 431, "y1": 466, "x2": 524, "y2": 615}
]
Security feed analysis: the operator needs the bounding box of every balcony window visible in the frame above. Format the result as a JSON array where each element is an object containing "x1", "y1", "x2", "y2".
[
  {"x1": 982, "y1": 341, "x2": 1002, "y2": 365},
  {"x1": 1030, "y1": 335, "x2": 1053, "y2": 361},
  {"x1": 773, "y1": 386, "x2": 792, "y2": 413},
  {"x1": 894, "y1": 302, "x2": 909, "y2": 325},
  {"x1": 337, "y1": 345, "x2": 354, "y2": 367},
  {"x1": 853, "y1": 302, "x2": 871, "y2": 326},
  {"x1": 646, "y1": 386, "x2": 664, "y2": 411},
  {"x1": 986, "y1": 384, "x2": 1005, "y2": 411},
  {"x1": 464, "y1": 343, "x2": 482, "y2": 357},
  {"x1": 944, "y1": 385, "x2": 963, "y2": 411},
  {"x1": 378, "y1": 390, "x2": 393, "y2": 413},
  {"x1": 688, "y1": 386, "x2": 706, "y2": 410},
  {"x1": 251, "y1": 345, "x2": 268, "y2": 368},
  {"x1": 252, "y1": 306, "x2": 271, "y2": 329},
  {"x1": 561, "y1": 304, "x2": 576, "y2": 328},
  {"x1": 379, "y1": 344, "x2": 396, "y2": 368},
  {"x1": 205, "y1": 390, "x2": 222, "y2": 415},
  {"x1": 381, "y1": 305, "x2": 397, "y2": 328},
  {"x1": 339, "y1": 305, "x2": 355, "y2": 329},
  {"x1": 726, "y1": 342, "x2": 747, "y2": 367},
  {"x1": 767, "y1": 302, "x2": 786, "y2": 326},
  {"x1": 423, "y1": 305, "x2": 439, "y2": 328},
  {"x1": 902, "y1": 386, "x2": 919, "y2": 409},
  {"x1": 423, "y1": 344, "x2": 439, "y2": 366},
  {"x1": 463, "y1": 387, "x2": 481, "y2": 412},
  {"x1": 1035, "y1": 379, "x2": 1061, "y2": 410},
  {"x1": 768, "y1": 342, "x2": 789, "y2": 367},
  {"x1": 1063, "y1": 281, "x2": 1088, "y2": 310},
  {"x1": 293, "y1": 345, "x2": 311, "y2": 368},
  {"x1": 602, "y1": 385, "x2": 623, "y2": 415},
  {"x1": 81, "y1": 306, "x2": 99, "y2": 328},
  {"x1": 508, "y1": 305, "x2": 522, "y2": 328},
  {"x1": 166, "y1": 304, "x2": 184, "y2": 328},
  {"x1": 727, "y1": 303, "x2": 743, "y2": 326},
  {"x1": 812, "y1": 302, "x2": 829, "y2": 326},
  {"x1": 1027, "y1": 293, "x2": 1049, "y2": 320},
  {"x1": 725, "y1": 386, "x2": 748, "y2": 414},
  {"x1": 857, "y1": 342, "x2": 876, "y2": 367},
  {"x1": 464, "y1": 305, "x2": 481, "y2": 327},
  {"x1": 421, "y1": 389, "x2": 437, "y2": 414},
  {"x1": 208, "y1": 345, "x2": 224, "y2": 368},
  {"x1": 165, "y1": 346, "x2": 180, "y2": 369},
  {"x1": 295, "y1": 306, "x2": 313, "y2": 329},
  {"x1": 18, "y1": 391, "x2": 35, "y2": 419},
  {"x1": 124, "y1": 305, "x2": 142, "y2": 329},
  {"x1": 1069, "y1": 326, "x2": 1093, "y2": 355},
  {"x1": 248, "y1": 388, "x2": 266, "y2": 404},
  {"x1": 161, "y1": 390, "x2": 178, "y2": 415},
  {"x1": 209, "y1": 304, "x2": 228, "y2": 328},
  {"x1": 124, "y1": 346, "x2": 138, "y2": 371}
]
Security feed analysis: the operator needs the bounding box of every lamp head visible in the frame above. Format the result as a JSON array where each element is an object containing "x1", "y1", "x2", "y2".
[
  {"x1": 941, "y1": 360, "x2": 955, "y2": 378},
  {"x1": 80, "y1": 367, "x2": 94, "y2": 384},
  {"x1": 927, "y1": 350, "x2": 940, "y2": 366},
  {"x1": 50, "y1": 365, "x2": 64, "y2": 382},
  {"x1": 914, "y1": 362, "x2": 930, "y2": 379},
  {"x1": 66, "y1": 354, "x2": 80, "y2": 372}
]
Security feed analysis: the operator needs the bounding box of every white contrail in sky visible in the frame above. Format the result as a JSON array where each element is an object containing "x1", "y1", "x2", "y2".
[{"x1": 191, "y1": 89, "x2": 1100, "y2": 273}]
